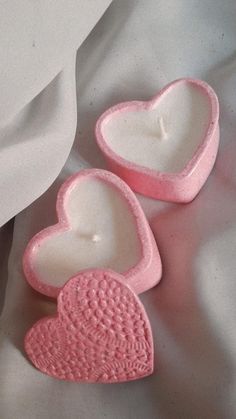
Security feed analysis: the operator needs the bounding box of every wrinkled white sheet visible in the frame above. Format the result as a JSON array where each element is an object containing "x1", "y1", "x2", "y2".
[
  {"x1": 0, "y1": 0, "x2": 112, "y2": 227},
  {"x1": 1, "y1": 1, "x2": 236, "y2": 418}
]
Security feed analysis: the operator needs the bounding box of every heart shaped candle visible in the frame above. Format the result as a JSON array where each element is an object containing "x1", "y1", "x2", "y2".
[
  {"x1": 25, "y1": 269, "x2": 154, "y2": 383},
  {"x1": 23, "y1": 169, "x2": 162, "y2": 298},
  {"x1": 96, "y1": 78, "x2": 219, "y2": 203}
]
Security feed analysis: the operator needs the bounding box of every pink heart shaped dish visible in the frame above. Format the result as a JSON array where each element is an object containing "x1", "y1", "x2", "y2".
[
  {"x1": 23, "y1": 169, "x2": 162, "y2": 298},
  {"x1": 96, "y1": 78, "x2": 219, "y2": 203},
  {"x1": 25, "y1": 269, "x2": 154, "y2": 383}
]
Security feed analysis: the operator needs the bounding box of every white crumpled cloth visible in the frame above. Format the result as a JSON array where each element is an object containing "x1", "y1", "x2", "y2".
[{"x1": 1, "y1": 1, "x2": 236, "y2": 418}]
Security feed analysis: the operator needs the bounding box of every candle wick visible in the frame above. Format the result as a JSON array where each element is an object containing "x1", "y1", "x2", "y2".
[
  {"x1": 92, "y1": 234, "x2": 101, "y2": 243},
  {"x1": 158, "y1": 116, "x2": 168, "y2": 139}
]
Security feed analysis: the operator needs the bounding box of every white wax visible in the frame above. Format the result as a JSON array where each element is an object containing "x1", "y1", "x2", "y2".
[
  {"x1": 103, "y1": 83, "x2": 211, "y2": 172},
  {"x1": 34, "y1": 177, "x2": 141, "y2": 287}
]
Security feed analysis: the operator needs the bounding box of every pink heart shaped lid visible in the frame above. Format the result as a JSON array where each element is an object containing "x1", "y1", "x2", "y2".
[{"x1": 25, "y1": 269, "x2": 154, "y2": 383}]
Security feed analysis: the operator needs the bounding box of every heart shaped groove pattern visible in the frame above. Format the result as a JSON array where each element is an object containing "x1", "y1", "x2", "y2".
[{"x1": 25, "y1": 270, "x2": 154, "y2": 383}]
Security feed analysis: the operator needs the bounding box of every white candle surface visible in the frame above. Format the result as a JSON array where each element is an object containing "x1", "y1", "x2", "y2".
[
  {"x1": 102, "y1": 83, "x2": 211, "y2": 172},
  {"x1": 33, "y1": 177, "x2": 141, "y2": 287}
]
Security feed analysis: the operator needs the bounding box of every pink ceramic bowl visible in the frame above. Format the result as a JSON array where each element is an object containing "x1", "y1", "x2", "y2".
[
  {"x1": 96, "y1": 78, "x2": 220, "y2": 203},
  {"x1": 23, "y1": 169, "x2": 162, "y2": 298}
]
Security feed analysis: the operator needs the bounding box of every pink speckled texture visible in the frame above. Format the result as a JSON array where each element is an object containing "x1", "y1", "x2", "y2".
[
  {"x1": 23, "y1": 169, "x2": 162, "y2": 298},
  {"x1": 96, "y1": 78, "x2": 220, "y2": 203},
  {"x1": 25, "y1": 269, "x2": 154, "y2": 383}
]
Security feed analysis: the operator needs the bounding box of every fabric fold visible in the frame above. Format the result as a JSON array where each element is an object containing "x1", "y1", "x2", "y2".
[{"x1": 0, "y1": 55, "x2": 77, "y2": 227}]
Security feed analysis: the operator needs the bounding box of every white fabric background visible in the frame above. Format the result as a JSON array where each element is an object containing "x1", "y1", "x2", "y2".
[
  {"x1": 0, "y1": 0, "x2": 112, "y2": 226},
  {"x1": 1, "y1": 1, "x2": 236, "y2": 417}
]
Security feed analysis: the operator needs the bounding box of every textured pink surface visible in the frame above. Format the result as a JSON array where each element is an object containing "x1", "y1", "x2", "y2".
[
  {"x1": 96, "y1": 78, "x2": 220, "y2": 203},
  {"x1": 23, "y1": 169, "x2": 162, "y2": 298},
  {"x1": 25, "y1": 269, "x2": 154, "y2": 383}
]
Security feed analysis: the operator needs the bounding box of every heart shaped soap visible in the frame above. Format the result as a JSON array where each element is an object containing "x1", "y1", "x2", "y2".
[
  {"x1": 96, "y1": 78, "x2": 219, "y2": 203},
  {"x1": 23, "y1": 169, "x2": 162, "y2": 298},
  {"x1": 25, "y1": 270, "x2": 154, "y2": 383}
]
